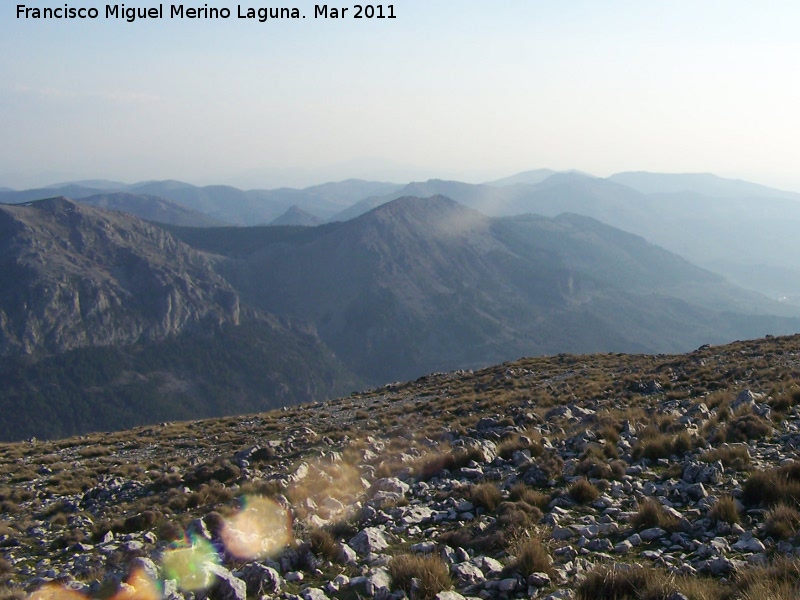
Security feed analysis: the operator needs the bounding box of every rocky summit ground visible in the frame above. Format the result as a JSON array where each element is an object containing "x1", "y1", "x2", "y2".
[{"x1": 4, "y1": 335, "x2": 800, "y2": 600}]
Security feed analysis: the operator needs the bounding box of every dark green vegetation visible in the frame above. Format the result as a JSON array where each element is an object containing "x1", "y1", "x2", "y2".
[{"x1": 0, "y1": 321, "x2": 359, "y2": 441}]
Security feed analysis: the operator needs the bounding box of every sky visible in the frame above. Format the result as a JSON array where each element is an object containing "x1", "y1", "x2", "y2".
[{"x1": 3, "y1": 1, "x2": 800, "y2": 190}]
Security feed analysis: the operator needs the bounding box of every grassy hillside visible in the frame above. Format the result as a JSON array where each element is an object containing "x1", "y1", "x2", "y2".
[{"x1": 3, "y1": 335, "x2": 800, "y2": 598}]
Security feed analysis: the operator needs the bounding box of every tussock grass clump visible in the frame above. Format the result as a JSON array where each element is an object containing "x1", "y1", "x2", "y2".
[
  {"x1": 416, "y1": 447, "x2": 484, "y2": 480},
  {"x1": 184, "y1": 459, "x2": 241, "y2": 487},
  {"x1": 741, "y1": 461, "x2": 800, "y2": 508},
  {"x1": 767, "y1": 387, "x2": 800, "y2": 413},
  {"x1": 576, "y1": 565, "x2": 655, "y2": 600},
  {"x1": 468, "y1": 483, "x2": 502, "y2": 512},
  {"x1": 525, "y1": 449, "x2": 564, "y2": 484},
  {"x1": 508, "y1": 483, "x2": 551, "y2": 510},
  {"x1": 725, "y1": 414, "x2": 771, "y2": 442},
  {"x1": 439, "y1": 499, "x2": 543, "y2": 554},
  {"x1": 764, "y1": 504, "x2": 800, "y2": 540},
  {"x1": 598, "y1": 423, "x2": 621, "y2": 444},
  {"x1": 157, "y1": 520, "x2": 183, "y2": 542},
  {"x1": 122, "y1": 510, "x2": 157, "y2": 533},
  {"x1": 736, "y1": 556, "x2": 800, "y2": 599},
  {"x1": 497, "y1": 434, "x2": 542, "y2": 460},
  {"x1": 568, "y1": 478, "x2": 599, "y2": 504},
  {"x1": 512, "y1": 537, "x2": 554, "y2": 577},
  {"x1": 631, "y1": 498, "x2": 680, "y2": 532},
  {"x1": 575, "y1": 455, "x2": 626, "y2": 480},
  {"x1": 577, "y1": 564, "x2": 726, "y2": 600},
  {"x1": 496, "y1": 500, "x2": 542, "y2": 530},
  {"x1": 632, "y1": 431, "x2": 697, "y2": 461},
  {"x1": 709, "y1": 495, "x2": 740, "y2": 525},
  {"x1": 700, "y1": 445, "x2": 751, "y2": 470},
  {"x1": 389, "y1": 554, "x2": 451, "y2": 600},
  {"x1": 309, "y1": 528, "x2": 340, "y2": 562}
]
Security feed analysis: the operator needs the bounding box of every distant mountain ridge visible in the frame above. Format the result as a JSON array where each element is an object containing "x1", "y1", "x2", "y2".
[
  {"x1": 0, "y1": 179, "x2": 404, "y2": 225},
  {"x1": 332, "y1": 173, "x2": 800, "y2": 302},
  {"x1": 171, "y1": 195, "x2": 800, "y2": 385},
  {"x1": 5, "y1": 169, "x2": 800, "y2": 302},
  {"x1": 609, "y1": 171, "x2": 800, "y2": 200},
  {"x1": 76, "y1": 192, "x2": 228, "y2": 227}
]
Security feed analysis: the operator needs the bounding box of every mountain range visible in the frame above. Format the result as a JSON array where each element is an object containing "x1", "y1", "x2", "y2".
[
  {"x1": 339, "y1": 173, "x2": 800, "y2": 302},
  {"x1": 0, "y1": 179, "x2": 403, "y2": 225},
  {"x1": 5, "y1": 170, "x2": 798, "y2": 302},
  {"x1": 3, "y1": 171, "x2": 800, "y2": 440},
  {"x1": 169, "y1": 195, "x2": 800, "y2": 385}
]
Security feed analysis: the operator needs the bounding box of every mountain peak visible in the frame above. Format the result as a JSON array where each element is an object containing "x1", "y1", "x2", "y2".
[
  {"x1": 356, "y1": 195, "x2": 489, "y2": 236},
  {"x1": 270, "y1": 205, "x2": 324, "y2": 226}
]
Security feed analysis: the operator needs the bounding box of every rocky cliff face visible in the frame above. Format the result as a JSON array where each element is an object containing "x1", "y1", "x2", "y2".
[{"x1": 0, "y1": 197, "x2": 241, "y2": 357}]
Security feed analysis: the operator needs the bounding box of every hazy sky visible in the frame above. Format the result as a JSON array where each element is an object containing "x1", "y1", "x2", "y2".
[{"x1": 3, "y1": 1, "x2": 800, "y2": 190}]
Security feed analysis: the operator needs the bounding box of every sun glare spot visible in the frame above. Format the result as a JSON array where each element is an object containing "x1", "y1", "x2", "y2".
[
  {"x1": 221, "y1": 495, "x2": 292, "y2": 560},
  {"x1": 110, "y1": 568, "x2": 161, "y2": 600},
  {"x1": 161, "y1": 536, "x2": 219, "y2": 592},
  {"x1": 28, "y1": 584, "x2": 87, "y2": 600},
  {"x1": 287, "y1": 460, "x2": 364, "y2": 523}
]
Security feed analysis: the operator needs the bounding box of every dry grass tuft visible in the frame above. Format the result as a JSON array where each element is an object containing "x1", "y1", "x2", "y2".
[
  {"x1": 468, "y1": 483, "x2": 502, "y2": 512},
  {"x1": 631, "y1": 498, "x2": 680, "y2": 532},
  {"x1": 700, "y1": 445, "x2": 751, "y2": 470},
  {"x1": 389, "y1": 554, "x2": 451, "y2": 600},
  {"x1": 725, "y1": 414, "x2": 772, "y2": 442},
  {"x1": 709, "y1": 495, "x2": 740, "y2": 525},
  {"x1": 576, "y1": 564, "x2": 727, "y2": 600},
  {"x1": 764, "y1": 504, "x2": 800, "y2": 540},
  {"x1": 568, "y1": 478, "x2": 599, "y2": 504},
  {"x1": 742, "y1": 461, "x2": 800, "y2": 508},
  {"x1": 511, "y1": 536, "x2": 554, "y2": 577}
]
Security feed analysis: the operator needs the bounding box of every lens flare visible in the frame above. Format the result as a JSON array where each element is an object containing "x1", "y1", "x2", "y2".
[
  {"x1": 287, "y1": 460, "x2": 364, "y2": 522},
  {"x1": 110, "y1": 568, "x2": 161, "y2": 600},
  {"x1": 162, "y1": 536, "x2": 219, "y2": 592},
  {"x1": 221, "y1": 495, "x2": 291, "y2": 560},
  {"x1": 28, "y1": 584, "x2": 87, "y2": 600}
]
